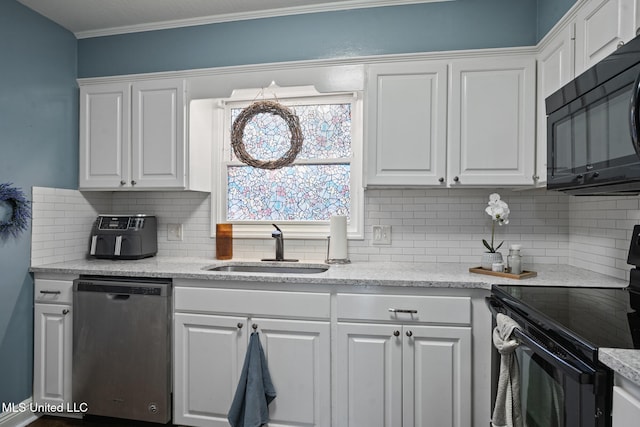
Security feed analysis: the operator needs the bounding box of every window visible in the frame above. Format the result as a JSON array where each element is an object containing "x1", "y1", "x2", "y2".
[{"x1": 212, "y1": 87, "x2": 363, "y2": 239}]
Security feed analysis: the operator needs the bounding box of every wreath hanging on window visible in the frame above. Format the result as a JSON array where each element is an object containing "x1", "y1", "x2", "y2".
[
  {"x1": 0, "y1": 183, "x2": 31, "y2": 240},
  {"x1": 231, "y1": 100, "x2": 304, "y2": 170}
]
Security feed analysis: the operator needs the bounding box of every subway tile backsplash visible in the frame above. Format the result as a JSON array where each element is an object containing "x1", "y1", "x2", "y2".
[{"x1": 30, "y1": 186, "x2": 640, "y2": 281}]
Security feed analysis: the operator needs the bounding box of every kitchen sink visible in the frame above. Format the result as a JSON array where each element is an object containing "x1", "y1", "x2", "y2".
[{"x1": 205, "y1": 263, "x2": 329, "y2": 274}]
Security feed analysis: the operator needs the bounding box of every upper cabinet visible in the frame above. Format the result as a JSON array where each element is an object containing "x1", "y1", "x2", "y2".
[
  {"x1": 574, "y1": 0, "x2": 637, "y2": 76},
  {"x1": 79, "y1": 79, "x2": 211, "y2": 191},
  {"x1": 365, "y1": 61, "x2": 448, "y2": 187},
  {"x1": 365, "y1": 54, "x2": 536, "y2": 188},
  {"x1": 448, "y1": 56, "x2": 536, "y2": 186}
]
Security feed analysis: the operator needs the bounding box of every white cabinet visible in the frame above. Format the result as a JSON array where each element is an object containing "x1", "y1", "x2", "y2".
[
  {"x1": 79, "y1": 79, "x2": 210, "y2": 191},
  {"x1": 535, "y1": 24, "x2": 575, "y2": 186},
  {"x1": 336, "y1": 293, "x2": 472, "y2": 427},
  {"x1": 33, "y1": 278, "x2": 74, "y2": 409},
  {"x1": 365, "y1": 61, "x2": 448, "y2": 186},
  {"x1": 448, "y1": 56, "x2": 536, "y2": 186},
  {"x1": 574, "y1": 0, "x2": 637, "y2": 77},
  {"x1": 173, "y1": 285, "x2": 331, "y2": 427},
  {"x1": 365, "y1": 54, "x2": 536, "y2": 188},
  {"x1": 612, "y1": 377, "x2": 640, "y2": 426}
]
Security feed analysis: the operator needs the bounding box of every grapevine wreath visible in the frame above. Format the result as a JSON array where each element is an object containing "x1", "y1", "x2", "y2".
[
  {"x1": 231, "y1": 100, "x2": 303, "y2": 170},
  {"x1": 0, "y1": 183, "x2": 31, "y2": 239}
]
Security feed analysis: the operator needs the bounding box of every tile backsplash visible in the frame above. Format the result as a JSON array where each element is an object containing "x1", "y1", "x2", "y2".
[{"x1": 30, "y1": 186, "x2": 640, "y2": 280}]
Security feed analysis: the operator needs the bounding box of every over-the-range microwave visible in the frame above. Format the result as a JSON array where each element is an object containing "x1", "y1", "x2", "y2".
[{"x1": 546, "y1": 34, "x2": 640, "y2": 195}]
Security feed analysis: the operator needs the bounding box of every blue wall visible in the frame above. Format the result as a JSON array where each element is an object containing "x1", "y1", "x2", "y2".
[
  {"x1": 0, "y1": 0, "x2": 77, "y2": 408},
  {"x1": 78, "y1": 0, "x2": 538, "y2": 78},
  {"x1": 537, "y1": 0, "x2": 578, "y2": 39}
]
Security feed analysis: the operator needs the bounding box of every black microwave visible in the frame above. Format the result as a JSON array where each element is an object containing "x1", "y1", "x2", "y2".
[{"x1": 547, "y1": 34, "x2": 640, "y2": 195}]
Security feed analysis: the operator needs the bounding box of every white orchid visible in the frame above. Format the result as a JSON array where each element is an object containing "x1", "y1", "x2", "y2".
[{"x1": 483, "y1": 193, "x2": 510, "y2": 253}]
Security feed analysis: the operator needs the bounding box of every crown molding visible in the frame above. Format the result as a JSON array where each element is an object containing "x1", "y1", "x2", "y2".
[{"x1": 74, "y1": 0, "x2": 453, "y2": 39}]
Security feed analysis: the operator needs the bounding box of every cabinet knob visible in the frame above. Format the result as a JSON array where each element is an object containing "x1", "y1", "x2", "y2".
[
  {"x1": 393, "y1": 330, "x2": 400, "y2": 337},
  {"x1": 438, "y1": 177, "x2": 444, "y2": 183},
  {"x1": 62, "y1": 309, "x2": 69, "y2": 315},
  {"x1": 453, "y1": 176, "x2": 459, "y2": 182},
  {"x1": 532, "y1": 175, "x2": 539, "y2": 181},
  {"x1": 120, "y1": 180, "x2": 126, "y2": 186},
  {"x1": 237, "y1": 323, "x2": 243, "y2": 329},
  {"x1": 252, "y1": 323, "x2": 258, "y2": 330},
  {"x1": 131, "y1": 180, "x2": 137, "y2": 186},
  {"x1": 406, "y1": 330, "x2": 413, "y2": 337},
  {"x1": 618, "y1": 40, "x2": 625, "y2": 48}
]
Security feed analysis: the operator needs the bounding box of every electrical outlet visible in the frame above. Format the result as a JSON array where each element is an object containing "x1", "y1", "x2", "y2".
[
  {"x1": 167, "y1": 223, "x2": 183, "y2": 241},
  {"x1": 372, "y1": 225, "x2": 391, "y2": 245}
]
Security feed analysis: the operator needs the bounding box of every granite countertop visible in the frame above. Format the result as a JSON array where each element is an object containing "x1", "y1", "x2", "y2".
[
  {"x1": 599, "y1": 348, "x2": 640, "y2": 387},
  {"x1": 30, "y1": 256, "x2": 628, "y2": 289},
  {"x1": 31, "y1": 256, "x2": 638, "y2": 386}
]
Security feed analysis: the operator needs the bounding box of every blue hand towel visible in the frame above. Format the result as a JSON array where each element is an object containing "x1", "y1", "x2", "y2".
[{"x1": 228, "y1": 332, "x2": 276, "y2": 427}]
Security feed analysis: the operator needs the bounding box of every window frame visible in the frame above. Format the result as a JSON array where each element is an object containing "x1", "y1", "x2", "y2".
[{"x1": 211, "y1": 88, "x2": 364, "y2": 240}]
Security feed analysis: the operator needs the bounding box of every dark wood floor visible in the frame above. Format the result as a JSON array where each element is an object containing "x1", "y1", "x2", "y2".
[{"x1": 28, "y1": 415, "x2": 178, "y2": 426}]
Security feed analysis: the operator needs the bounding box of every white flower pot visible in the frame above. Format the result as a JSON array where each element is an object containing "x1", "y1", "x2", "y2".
[{"x1": 481, "y1": 252, "x2": 503, "y2": 270}]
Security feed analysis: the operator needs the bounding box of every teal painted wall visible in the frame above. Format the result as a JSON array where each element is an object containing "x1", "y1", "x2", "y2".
[
  {"x1": 78, "y1": 0, "x2": 538, "y2": 78},
  {"x1": 0, "y1": 0, "x2": 77, "y2": 408},
  {"x1": 537, "y1": 0, "x2": 578, "y2": 40}
]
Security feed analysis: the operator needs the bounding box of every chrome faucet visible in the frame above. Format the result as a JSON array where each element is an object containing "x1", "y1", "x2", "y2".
[
  {"x1": 272, "y1": 224, "x2": 284, "y2": 261},
  {"x1": 262, "y1": 224, "x2": 298, "y2": 262}
]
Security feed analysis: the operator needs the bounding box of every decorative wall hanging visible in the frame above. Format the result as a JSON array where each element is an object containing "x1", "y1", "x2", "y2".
[
  {"x1": 231, "y1": 100, "x2": 303, "y2": 170},
  {"x1": 0, "y1": 183, "x2": 31, "y2": 240}
]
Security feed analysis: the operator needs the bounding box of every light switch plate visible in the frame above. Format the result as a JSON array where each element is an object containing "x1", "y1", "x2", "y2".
[
  {"x1": 372, "y1": 225, "x2": 391, "y2": 245},
  {"x1": 168, "y1": 223, "x2": 183, "y2": 241}
]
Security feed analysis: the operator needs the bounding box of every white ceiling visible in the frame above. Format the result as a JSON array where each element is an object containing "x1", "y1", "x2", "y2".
[{"x1": 17, "y1": 0, "x2": 450, "y2": 39}]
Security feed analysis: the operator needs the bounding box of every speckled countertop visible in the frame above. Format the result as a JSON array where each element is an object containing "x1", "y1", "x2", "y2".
[
  {"x1": 599, "y1": 349, "x2": 640, "y2": 387},
  {"x1": 31, "y1": 257, "x2": 638, "y2": 385},
  {"x1": 30, "y1": 256, "x2": 628, "y2": 289}
]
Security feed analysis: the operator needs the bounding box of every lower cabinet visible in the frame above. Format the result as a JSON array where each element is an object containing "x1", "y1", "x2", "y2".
[
  {"x1": 33, "y1": 277, "x2": 75, "y2": 410},
  {"x1": 173, "y1": 285, "x2": 331, "y2": 427},
  {"x1": 336, "y1": 293, "x2": 472, "y2": 427},
  {"x1": 612, "y1": 376, "x2": 640, "y2": 426}
]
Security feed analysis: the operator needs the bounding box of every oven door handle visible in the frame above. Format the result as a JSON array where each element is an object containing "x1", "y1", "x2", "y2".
[
  {"x1": 630, "y1": 69, "x2": 640, "y2": 157},
  {"x1": 510, "y1": 328, "x2": 595, "y2": 384},
  {"x1": 486, "y1": 297, "x2": 596, "y2": 383}
]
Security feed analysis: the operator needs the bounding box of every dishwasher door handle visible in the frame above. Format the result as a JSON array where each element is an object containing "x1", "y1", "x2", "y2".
[{"x1": 107, "y1": 294, "x2": 131, "y2": 300}]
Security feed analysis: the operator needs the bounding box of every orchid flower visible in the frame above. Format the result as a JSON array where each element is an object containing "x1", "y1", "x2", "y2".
[{"x1": 483, "y1": 193, "x2": 509, "y2": 253}]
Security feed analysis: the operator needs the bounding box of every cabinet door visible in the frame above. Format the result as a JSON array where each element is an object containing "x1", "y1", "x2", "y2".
[
  {"x1": 337, "y1": 323, "x2": 402, "y2": 427},
  {"x1": 131, "y1": 79, "x2": 186, "y2": 189},
  {"x1": 79, "y1": 83, "x2": 131, "y2": 189},
  {"x1": 575, "y1": 0, "x2": 636, "y2": 76},
  {"x1": 449, "y1": 56, "x2": 535, "y2": 186},
  {"x1": 255, "y1": 318, "x2": 331, "y2": 427},
  {"x1": 33, "y1": 303, "x2": 72, "y2": 407},
  {"x1": 403, "y1": 325, "x2": 472, "y2": 427},
  {"x1": 174, "y1": 313, "x2": 247, "y2": 427},
  {"x1": 365, "y1": 62, "x2": 448, "y2": 186},
  {"x1": 536, "y1": 24, "x2": 575, "y2": 186},
  {"x1": 613, "y1": 384, "x2": 640, "y2": 426}
]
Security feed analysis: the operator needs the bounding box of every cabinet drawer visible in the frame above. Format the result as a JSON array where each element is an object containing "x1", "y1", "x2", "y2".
[
  {"x1": 175, "y1": 287, "x2": 330, "y2": 319},
  {"x1": 35, "y1": 279, "x2": 73, "y2": 304},
  {"x1": 337, "y1": 293, "x2": 471, "y2": 325}
]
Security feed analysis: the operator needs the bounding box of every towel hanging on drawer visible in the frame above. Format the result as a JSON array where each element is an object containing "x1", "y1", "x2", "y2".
[{"x1": 228, "y1": 332, "x2": 276, "y2": 427}]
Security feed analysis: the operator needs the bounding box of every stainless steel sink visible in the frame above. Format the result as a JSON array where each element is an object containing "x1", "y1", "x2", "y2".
[{"x1": 206, "y1": 264, "x2": 329, "y2": 274}]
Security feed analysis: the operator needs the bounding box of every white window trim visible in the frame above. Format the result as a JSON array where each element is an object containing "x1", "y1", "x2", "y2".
[{"x1": 211, "y1": 86, "x2": 364, "y2": 240}]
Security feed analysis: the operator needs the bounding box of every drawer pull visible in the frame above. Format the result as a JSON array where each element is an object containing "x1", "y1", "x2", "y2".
[
  {"x1": 252, "y1": 323, "x2": 258, "y2": 330},
  {"x1": 62, "y1": 309, "x2": 69, "y2": 315},
  {"x1": 237, "y1": 323, "x2": 243, "y2": 329},
  {"x1": 40, "y1": 290, "x2": 61, "y2": 295},
  {"x1": 406, "y1": 330, "x2": 413, "y2": 337},
  {"x1": 393, "y1": 330, "x2": 400, "y2": 337},
  {"x1": 388, "y1": 308, "x2": 418, "y2": 314}
]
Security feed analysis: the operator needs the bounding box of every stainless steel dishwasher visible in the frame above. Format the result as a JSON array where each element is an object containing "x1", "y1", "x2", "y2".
[{"x1": 72, "y1": 276, "x2": 172, "y2": 424}]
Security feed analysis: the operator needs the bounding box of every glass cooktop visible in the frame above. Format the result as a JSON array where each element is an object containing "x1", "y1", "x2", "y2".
[{"x1": 493, "y1": 285, "x2": 640, "y2": 352}]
